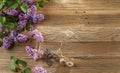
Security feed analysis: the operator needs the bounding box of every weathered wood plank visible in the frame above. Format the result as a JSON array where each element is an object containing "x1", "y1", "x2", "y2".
[
  {"x1": 1, "y1": 42, "x2": 120, "y2": 73},
  {"x1": 37, "y1": 0, "x2": 120, "y2": 27},
  {"x1": 38, "y1": 11, "x2": 120, "y2": 27},
  {"x1": 36, "y1": 26, "x2": 120, "y2": 42},
  {"x1": 44, "y1": 0, "x2": 120, "y2": 9},
  {"x1": 1, "y1": 42, "x2": 120, "y2": 59}
]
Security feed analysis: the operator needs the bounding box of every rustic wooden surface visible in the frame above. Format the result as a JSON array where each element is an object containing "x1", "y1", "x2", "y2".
[{"x1": 1, "y1": 0, "x2": 120, "y2": 73}]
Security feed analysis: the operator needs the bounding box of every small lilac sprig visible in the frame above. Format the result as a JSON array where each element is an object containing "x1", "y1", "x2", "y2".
[
  {"x1": 26, "y1": 46, "x2": 39, "y2": 60},
  {"x1": 3, "y1": 37, "x2": 14, "y2": 49},
  {"x1": 5, "y1": 8, "x2": 19, "y2": 16},
  {"x1": 25, "y1": 46, "x2": 44, "y2": 61},
  {"x1": 28, "y1": 29, "x2": 44, "y2": 43}
]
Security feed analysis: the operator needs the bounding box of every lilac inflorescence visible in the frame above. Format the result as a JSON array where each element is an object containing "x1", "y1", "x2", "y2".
[
  {"x1": 17, "y1": 20, "x2": 27, "y2": 29},
  {"x1": 5, "y1": 8, "x2": 19, "y2": 16},
  {"x1": 27, "y1": 5, "x2": 36, "y2": 18},
  {"x1": 15, "y1": 33, "x2": 28, "y2": 43},
  {"x1": 32, "y1": 14, "x2": 44, "y2": 24},
  {"x1": 2, "y1": 37, "x2": 14, "y2": 49},
  {"x1": 27, "y1": 5, "x2": 44, "y2": 24},
  {"x1": 26, "y1": 46, "x2": 39, "y2": 60},
  {"x1": 28, "y1": 29, "x2": 44, "y2": 42},
  {"x1": 19, "y1": 13, "x2": 28, "y2": 21},
  {"x1": 9, "y1": 30, "x2": 28, "y2": 43}
]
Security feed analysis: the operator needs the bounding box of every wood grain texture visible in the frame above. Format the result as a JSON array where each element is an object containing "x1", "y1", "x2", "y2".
[
  {"x1": 38, "y1": 0, "x2": 120, "y2": 27},
  {"x1": 1, "y1": 42, "x2": 120, "y2": 73},
  {"x1": 37, "y1": 26, "x2": 120, "y2": 42},
  {"x1": 1, "y1": 0, "x2": 120, "y2": 73}
]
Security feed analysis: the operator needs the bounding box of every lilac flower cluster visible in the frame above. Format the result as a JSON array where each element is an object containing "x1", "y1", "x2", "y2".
[
  {"x1": 18, "y1": 13, "x2": 28, "y2": 21},
  {"x1": 5, "y1": 8, "x2": 19, "y2": 16},
  {"x1": 25, "y1": 46, "x2": 39, "y2": 60},
  {"x1": 25, "y1": 46, "x2": 44, "y2": 60},
  {"x1": 27, "y1": 5, "x2": 44, "y2": 24},
  {"x1": 33, "y1": 14, "x2": 44, "y2": 24},
  {"x1": 17, "y1": 13, "x2": 28, "y2": 29},
  {"x1": 14, "y1": 33, "x2": 28, "y2": 43},
  {"x1": 17, "y1": 20, "x2": 27, "y2": 29},
  {"x1": 33, "y1": 67, "x2": 47, "y2": 73},
  {"x1": 17, "y1": 5, "x2": 44, "y2": 30},
  {"x1": 2, "y1": 30, "x2": 28, "y2": 49},
  {"x1": 2, "y1": 29, "x2": 44, "y2": 49},
  {"x1": 3, "y1": 37, "x2": 14, "y2": 49},
  {"x1": 28, "y1": 29, "x2": 44, "y2": 43},
  {"x1": 10, "y1": 30, "x2": 28, "y2": 43}
]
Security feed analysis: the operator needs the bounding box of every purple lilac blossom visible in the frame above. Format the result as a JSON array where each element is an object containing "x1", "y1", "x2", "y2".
[
  {"x1": 26, "y1": 5, "x2": 44, "y2": 24},
  {"x1": 19, "y1": 13, "x2": 28, "y2": 21},
  {"x1": 33, "y1": 67, "x2": 47, "y2": 73},
  {"x1": 10, "y1": 30, "x2": 28, "y2": 43},
  {"x1": 27, "y1": 5, "x2": 36, "y2": 17},
  {"x1": 9, "y1": 30, "x2": 18, "y2": 40},
  {"x1": 14, "y1": 33, "x2": 28, "y2": 43},
  {"x1": 28, "y1": 29, "x2": 44, "y2": 42},
  {"x1": 5, "y1": 8, "x2": 19, "y2": 16},
  {"x1": 26, "y1": 46, "x2": 39, "y2": 60},
  {"x1": 32, "y1": 14, "x2": 44, "y2": 24},
  {"x1": 17, "y1": 20, "x2": 27, "y2": 29},
  {"x1": 2, "y1": 37, "x2": 14, "y2": 49},
  {"x1": 24, "y1": 0, "x2": 35, "y2": 5}
]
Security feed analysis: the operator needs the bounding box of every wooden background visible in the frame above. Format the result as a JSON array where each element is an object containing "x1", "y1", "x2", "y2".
[{"x1": 1, "y1": 0, "x2": 120, "y2": 73}]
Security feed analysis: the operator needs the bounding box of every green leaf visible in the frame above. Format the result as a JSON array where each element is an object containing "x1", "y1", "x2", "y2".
[
  {"x1": 2, "y1": 17, "x2": 6, "y2": 24},
  {"x1": 22, "y1": 68, "x2": 31, "y2": 73},
  {"x1": 17, "y1": 0, "x2": 24, "y2": 4},
  {"x1": 39, "y1": 0, "x2": 44, "y2": 8},
  {"x1": 9, "y1": 23, "x2": 17, "y2": 30},
  {"x1": 0, "y1": 1, "x2": 3, "y2": 4},
  {"x1": 26, "y1": 22, "x2": 31, "y2": 31},
  {"x1": 0, "y1": 4, "x2": 3, "y2": 10},
  {"x1": 10, "y1": 56, "x2": 18, "y2": 63},
  {"x1": 0, "y1": 22, "x2": 3, "y2": 27},
  {"x1": 4, "y1": 28, "x2": 9, "y2": 33},
  {"x1": 5, "y1": 1, "x2": 14, "y2": 7},
  {"x1": 20, "y1": 4, "x2": 29, "y2": 13},
  {"x1": 36, "y1": 3, "x2": 40, "y2": 10},
  {"x1": 0, "y1": 33, "x2": 4, "y2": 39},
  {"x1": 17, "y1": 60, "x2": 27, "y2": 67},
  {"x1": 9, "y1": 64, "x2": 18, "y2": 72},
  {"x1": 10, "y1": 3, "x2": 18, "y2": 9},
  {"x1": 0, "y1": 17, "x2": 6, "y2": 24}
]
